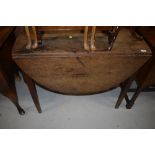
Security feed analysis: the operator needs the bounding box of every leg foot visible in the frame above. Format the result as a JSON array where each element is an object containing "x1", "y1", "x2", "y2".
[
  {"x1": 16, "y1": 104, "x2": 25, "y2": 115},
  {"x1": 3, "y1": 89, "x2": 25, "y2": 115}
]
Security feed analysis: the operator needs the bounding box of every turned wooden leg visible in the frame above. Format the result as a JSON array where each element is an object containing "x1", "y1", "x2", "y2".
[
  {"x1": 108, "y1": 26, "x2": 119, "y2": 51},
  {"x1": 115, "y1": 77, "x2": 133, "y2": 109},
  {"x1": 22, "y1": 72, "x2": 42, "y2": 113},
  {"x1": 38, "y1": 31, "x2": 43, "y2": 47},
  {"x1": 90, "y1": 26, "x2": 96, "y2": 51},
  {"x1": 126, "y1": 86, "x2": 143, "y2": 109},
  {"x1": 25, "y1": 26, "x2": 32, "y2": 49},
  {"x1": 84, "y1": 26, "x2": 89, "y2": 50},
  {"x1": 32, "y1": 26, "x2": 38, "y2": 49}
]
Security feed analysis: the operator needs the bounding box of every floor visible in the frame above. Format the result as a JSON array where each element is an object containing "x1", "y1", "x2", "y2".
[{"x1": 0, "y1": 78, "x2": 155, "y2": 129}]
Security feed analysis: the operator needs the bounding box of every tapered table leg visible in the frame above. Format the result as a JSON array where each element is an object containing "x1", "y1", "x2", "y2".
[
  {"x1": 126, "y1": 86, "x2": 143, "y2": 109},
  {"x1": 0, "y1": 67, "x2": 25, "y2": 115},
  {"x1": 3, "y1": 88, "x2": 25, "y2": 115},
  {"x1": 22, "y1": 72, "x2": 42, "y2": 113},
  {"x1": 115, "y1": 77, "x2": 133, "y2": 108}
]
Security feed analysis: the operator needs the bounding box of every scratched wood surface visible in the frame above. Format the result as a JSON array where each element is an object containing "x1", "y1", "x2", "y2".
[{"x1": 12, "y1": 27, "x2": 152, "y2": 95}]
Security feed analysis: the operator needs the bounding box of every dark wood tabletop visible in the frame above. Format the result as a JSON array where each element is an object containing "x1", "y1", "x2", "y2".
[{"x1": 12, "y1": 27, "x2": 152, "y2": 95}]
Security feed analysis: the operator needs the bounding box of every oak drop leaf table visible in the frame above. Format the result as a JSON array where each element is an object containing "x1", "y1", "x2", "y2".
[{"x1": 12, "y1": 27, "x2": 151, "y2": 113}]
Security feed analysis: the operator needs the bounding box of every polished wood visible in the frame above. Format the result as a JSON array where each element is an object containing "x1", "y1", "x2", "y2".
[
  {"x1": 25, "y1": 26, "x2": 38, "y2": 49},
  {"x1": 25, "y1": 26, "x2": 32, "y2": 49},
  {"x1": 90, "y1": 26, "x2": 96, "y2": 50},
  {"x1": 84, "y1": 26, "x2": 89, "y2": 50},
  {"x1": 0, "y1": 27, "x2": 25, "y2": 115}
]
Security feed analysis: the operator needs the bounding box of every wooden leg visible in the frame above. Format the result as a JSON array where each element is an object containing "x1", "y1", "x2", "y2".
[
  {"x1": 108, "y1": 26, "x2": 119, "y2": 51},
  {"x1": 108, "y1": 31, "x2": 116, "y2": 50},
  {"x1": 124, "y1": 93, "x2": 130, "y2": 105},
  {"x1": 84, "y1": 26, "x2": 89, "y2": 50},
  {"x1": 14, "y1": 64, "x2": 21, "y2": 81},
  {"x1": 38, "y1": 31, "x2": 43, "y2": 47},
  {"x1": 90, "y1": 26, "x2": 96, "y2": 51},
  {"x1": 0, "y1": 67, "x2": 25, "y2": 115},
  {"x1": 22, "y1": 72, "x2": 42, "y2": 113},
  {"x1": 120, "y1": 81, "x2": 130, "y2": 105},
  {"x1": 25, "y1": 26, "x2": 32, "y2": 49},
  {"x1": 11, "y1": 82, "x2": 25, "y2": 115},
  {"x1": 32, "y1": 26, "x2": 38, "y2": 49},
  {"x1": 3, "y1": 88, "x2": 25, "y2": 115},
  {"x1": 115, "y1": 77, "x2": 133, "y2": 109},
  {"x1": 126, "y1": 86, "x2": 143, "y2": 109}
]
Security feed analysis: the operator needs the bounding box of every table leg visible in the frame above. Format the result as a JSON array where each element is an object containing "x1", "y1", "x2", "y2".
[
  {"x1": 0, "y1": 67, "x2": 25, "y2": 115},
  {"x1": 115, "y1": 77, "x2": 133, "y2": 108},
  {"x1": 22, "y1": 72, "x2": 42, "y2": 113},
  {"x1": 126, "y1": 86, "x2": 143, "y2": 109}
]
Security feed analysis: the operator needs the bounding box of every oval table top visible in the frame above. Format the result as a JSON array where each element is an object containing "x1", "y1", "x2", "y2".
[{"x1": 12, "y1": 27, "x2": 152, "y2": 95}]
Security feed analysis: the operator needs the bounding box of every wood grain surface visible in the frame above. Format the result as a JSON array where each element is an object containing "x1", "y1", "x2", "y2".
[{"x1": 12, "y1": 27, "x2": 152, "y2": 95}]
